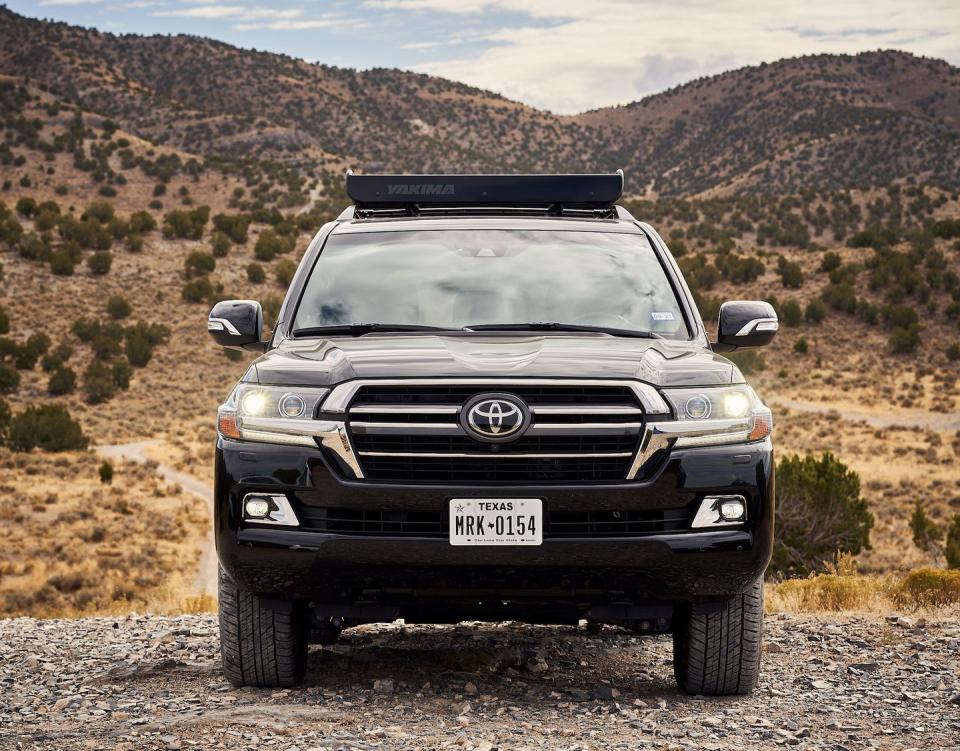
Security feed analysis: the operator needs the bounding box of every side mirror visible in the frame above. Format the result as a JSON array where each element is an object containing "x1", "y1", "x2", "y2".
[
  {"x1": 714, "y1": 300, "x2": 778, "y2": 352},
  {"x1": 207, "y1": 300, "x2": 266, "y2": 351}
]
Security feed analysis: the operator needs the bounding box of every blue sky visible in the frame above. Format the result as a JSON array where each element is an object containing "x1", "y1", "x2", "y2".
[{"x1": 8, "y1": 0, "x2": 960, "y2": 113}]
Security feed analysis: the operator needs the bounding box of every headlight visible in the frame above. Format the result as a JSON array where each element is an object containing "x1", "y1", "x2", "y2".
[
  {"x1": 217, "y1": 384, "x2": 330, "y2": 446},
  {"x1": 661, "y1": 385, "x2": 772, "y2": 447}
]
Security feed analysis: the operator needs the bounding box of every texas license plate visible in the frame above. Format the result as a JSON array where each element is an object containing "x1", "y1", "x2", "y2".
[{"x1": 449, "y1": 499, "x2": 542, "y2": 546}]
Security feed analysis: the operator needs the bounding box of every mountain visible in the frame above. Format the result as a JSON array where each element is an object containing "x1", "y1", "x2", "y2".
[{"x1": 1, "y1": 6, "x2": 959, "y2": 197}]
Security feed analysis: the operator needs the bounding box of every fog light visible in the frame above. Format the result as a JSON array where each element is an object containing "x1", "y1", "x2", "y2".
[
  {"x1": 244, "y1": 498, "x2": 270, "y2": 518},
  {"x1": 241, "y1": 391, "x2": 266, "y2": 416},
  {"x1": 719, "y1": 498, "x2": 746, "y2": 521},
  {"x1": 691, "y1": 495, "x2": 747, "y2": 528}
]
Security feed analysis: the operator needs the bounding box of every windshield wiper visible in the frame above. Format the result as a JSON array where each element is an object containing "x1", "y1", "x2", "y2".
[
  {"x1": 292, "y1": 323, "x2": 466, "y2": 338},
  {"x1": 464, "y1": 322, "x2": 662, "y2": 339}
]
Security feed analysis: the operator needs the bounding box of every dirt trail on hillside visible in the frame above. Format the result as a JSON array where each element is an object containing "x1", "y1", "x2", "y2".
[
  {"x1": 97, "y1": 441, "x2": 217, "y2": 598},
  {"x1": 768, "y1": 398, "x2": 960, "y2": 431}
]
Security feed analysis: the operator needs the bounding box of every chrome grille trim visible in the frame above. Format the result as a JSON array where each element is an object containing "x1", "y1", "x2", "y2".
[{"x1": 324, "y1": 378, "x2": 670, "y2": 414}]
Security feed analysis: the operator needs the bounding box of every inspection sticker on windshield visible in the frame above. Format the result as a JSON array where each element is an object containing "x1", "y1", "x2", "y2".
[
  {"x1": 449, "y1": 499, "x2": 542, "y2": 546},
  {"x1": 651, "y1": 311, "x2": 675, "y2": 321}
]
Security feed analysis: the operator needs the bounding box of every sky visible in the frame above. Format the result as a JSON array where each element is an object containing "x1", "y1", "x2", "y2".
[{"x1": 7, "y1": 0, "x2": 960, "y2": 114}]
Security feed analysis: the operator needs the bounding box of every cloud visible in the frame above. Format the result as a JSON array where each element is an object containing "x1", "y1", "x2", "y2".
[
  {"x1": 234, "y1": 18, "x2": 347, "y2": 30},
  {"x1": 365, "y1": 0, "x2": 960, "y2": 113},
  {"x1": 154, "y1": 5, "x2": 304, "y2": 20},
  {"x1": 37, "y1": 0, "x2": 102, "y2": 5}
]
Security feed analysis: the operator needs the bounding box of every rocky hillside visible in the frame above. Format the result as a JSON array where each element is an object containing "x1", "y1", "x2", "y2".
[{"x1": 1, "y1": 7, "x2": 959, "y2": 197}]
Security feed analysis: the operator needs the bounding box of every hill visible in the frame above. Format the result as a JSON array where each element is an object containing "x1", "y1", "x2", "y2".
[{"x1": 1, "y1": 7, "x2": 959, "y2": 196}]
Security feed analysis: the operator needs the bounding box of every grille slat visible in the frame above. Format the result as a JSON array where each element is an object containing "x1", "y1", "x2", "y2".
[{"x1": 347, "y1": 383, "x2": 644, "y2": 484}]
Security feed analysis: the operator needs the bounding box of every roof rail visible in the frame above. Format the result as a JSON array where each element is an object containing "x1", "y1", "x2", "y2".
[{"x1": 346, "y1": 170, "x2": 624, "y2": 218}]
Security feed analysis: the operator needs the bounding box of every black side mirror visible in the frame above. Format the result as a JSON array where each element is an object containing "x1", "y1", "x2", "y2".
[
  {"x1": 714, "y1": 300, "x2": 778, "y2": 352},
  {"x1": 207, "y1": 300, "x2": 266, "y2": 351}
]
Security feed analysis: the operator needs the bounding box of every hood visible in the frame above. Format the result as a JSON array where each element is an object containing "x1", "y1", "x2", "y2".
[{"x1": 247, "y1": 334, "x2": 741, "y2": 388}]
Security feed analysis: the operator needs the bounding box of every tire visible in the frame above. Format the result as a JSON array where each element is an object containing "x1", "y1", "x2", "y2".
[
  {"x1": 672, "y1": 577, "x2": 763, "y2": 696},
  {"x1": 218, "y1": 566, "x2": 308, "y2": 688}
]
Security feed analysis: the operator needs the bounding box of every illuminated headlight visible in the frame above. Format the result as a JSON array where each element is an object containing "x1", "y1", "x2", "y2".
[
  {"x1": 217, "y1": 384, "x2": 330, "y2": 446},
  {"x1": 661, "y1": 385, "x2": 773, "y2": 447},
  {"x1": 244, "y1": 498, "x2": 270, "y2": 518}
]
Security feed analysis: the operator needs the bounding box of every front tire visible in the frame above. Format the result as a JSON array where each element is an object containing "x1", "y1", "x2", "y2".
[
  {"x1": 672, "y1": 578, "x2": 763, "y2": 695},
  {"x1": 218, "y1": 567, "x2": 308, "y2": 687}
]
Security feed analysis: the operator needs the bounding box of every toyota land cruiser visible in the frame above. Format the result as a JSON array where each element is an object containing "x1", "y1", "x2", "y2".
[{"x1": 207, "y1": 172, "x2": 778, "y2": 695}]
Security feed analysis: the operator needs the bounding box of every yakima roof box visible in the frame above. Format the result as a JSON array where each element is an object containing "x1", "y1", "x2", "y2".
[{"x1": 345, "y1": 171, "x2": 624, "y2": 215}]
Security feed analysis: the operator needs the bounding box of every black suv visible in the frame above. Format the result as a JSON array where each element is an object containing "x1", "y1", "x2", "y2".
[{"x1": 208, "y1": 172, "x2": 777, "y2": 695}]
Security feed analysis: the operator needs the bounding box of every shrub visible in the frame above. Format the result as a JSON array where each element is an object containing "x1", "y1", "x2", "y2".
[
  {"x1": 112, "y1": 358, "x2": 133, "y2": 389},
  {"x1": 106, "y1": 295, "x2": 132, "y2": 320},
  {"x1": 894, "y1": 568, "x2": 960, "y2": 608},
  {"x1": 885, "y1": 304, "x2": 918, "y2": 329},
  {"x1": 212, "y1": 213, "x2": 251, "y2": 244},
  {"x1": 254, "y1": 229, "x2": 288, "y2": 261},
  {"x1": 793, "y1": 337, "x2": 808, "y2": 354},
  {"x1": 83, "y1": 360, "x2": 116, "y2": 404},
  {"x1": 125, "y1": 321, "x2": 170, "y2": 367},
  {"x1": 15, "y1": 196, "x2": 37, "y2": 217},
  {"x1": 947, "y1": 343, "x2": 960, "y2": 362},
  {"x1": 781, "y1": 299, "x2": 802, "y2": 327},
  {"x1": 163, "y1": 206, "x2": 209, "y2": 239},
  {"x1": 0, "y1": 364, "x2": 20, "y2": 394},
  {"x1": 87, "y1": 251, "x2": 113, "y2": 275},
  {"x1": 184, "y1": 251, "x2": 215, "y2": 278},
  {"x1": 48, "y1": 366, "x2": 76, "y2": 395},
  {"x1": 770, "y1": 452, "x2": 873, "y2": 577},
  {"x1": 246, "y1": 263, "x2": 265, "y2": 283},
  {"x1": 128, "y1": 210, "x2": 157, "y2": 234},
  {"x1": 126, "y1": 233, "x2": 143, "y2": 252},
  {"x1": 50, "y1": 251, "x2": 74, "y2": 276},
  {"x1": 42, "y1": 342, "x2": 73, "y2": 372},
  {"x1": 0, "y1": 398, "x2": 9, "y2": 443},
  {"x1": 821, "y1": 282, "x2": 857, "y2": 313},
  {"x1": 778, "y1": 259, "x2": 804, "y2": 289},
  {"x1": 83, "y1": 201, "x2": 114, "y2": 224},
  {"x1": 946, "y1": 515, "x2": 960, "y2": 570},
  {"x1": 8, "y1": 404, "x2": 87, "y2": 451},
  {"x1": 181, "y1": 276, "x2": 214, "y2": 303},
  {"x1": 819, "y1": 251, "x2": 842, "y2": 272},
  {"x1": 275, "y1": 259, "x2": 297, "y2": 287},
  {"x1": 0, "y1": 306, "x2": 7, "y2": 335},
  {"x1": 210, "y1": 231, "x2": 231, "y2": 258},
  {"x1": 99, "y1": 461, "x2": 114, "y2": 484},
  {"x1": 804, "y1": 300, "x2": 827, "y2": 323},
  {"x1": 716, "y1": 253, "x2": 764, "y2": 284},
  {"x1": 889, "y1": 325, "x2": 920, "y2": 354}
]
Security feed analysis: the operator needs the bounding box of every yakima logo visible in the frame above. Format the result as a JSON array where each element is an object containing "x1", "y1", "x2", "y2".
[{"x1": 386, "y1": 183, "x2": 455, "y2": 196}]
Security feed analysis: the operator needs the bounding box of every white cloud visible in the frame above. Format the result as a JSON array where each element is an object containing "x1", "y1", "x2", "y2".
[
  {"x1": 366, "y1": 0, "x2": 960, "y2": 113},
  {"x1": 154, "y1": 5, "x2": 304, "y2": 20},
  {"x1": 234, "y1": 18, "x2": 345, "y2": 30},
  {"x1": 37, "y1": 0, "x2": 102, "y2": 6}
]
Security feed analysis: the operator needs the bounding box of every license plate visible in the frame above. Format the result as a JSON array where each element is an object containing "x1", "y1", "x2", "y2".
[{"x1": 449, "y1": 499, "x2": 542, "y2": 546}]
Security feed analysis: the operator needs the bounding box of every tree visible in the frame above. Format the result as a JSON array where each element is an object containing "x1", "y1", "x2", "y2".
[
  {"x1": 99, "y1": 461, "x2": 114, "y2": 484},
  {"x1": 48, "y1": 366, "x2": 76, "y2": 395},
  {"x1": 184, "y1": 251, "x2": 215, "y2": 278},
  {"x1": 246, "y1": 263, "x2": 265, "y2": 283},
  {"x1": 910, "y1": 501, "x2": 943, "y2": 563},
  {"x1": 83, "y1": 360, "x2": 116, "y2": 404},
  {"x1": 945, "y1": 515, "x2": 960, "y2": 570},
  {"x1": 771, "y1": 452, "x2": 873, "y2": 577},
  {"x1": 0, "y1": 364, "x2": 20, "y2": 394}
]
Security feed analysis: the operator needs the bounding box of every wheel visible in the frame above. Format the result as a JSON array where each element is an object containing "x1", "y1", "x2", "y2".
[
  {"x1": 218, "y1": 566, "x2": 308, "y2": 687},
  {"x1": 672, "y1": 578, "x2": 763, "y2": 696}
]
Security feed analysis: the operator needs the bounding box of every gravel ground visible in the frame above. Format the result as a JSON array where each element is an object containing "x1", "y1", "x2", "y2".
[{"x1": 2, "y1": 612, "x2": 959, "y2": 750}]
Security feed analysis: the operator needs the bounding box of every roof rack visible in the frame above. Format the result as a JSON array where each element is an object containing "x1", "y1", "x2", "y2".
[{"x1": 346, "y1": 170, "x2": 624, "y2": 218}]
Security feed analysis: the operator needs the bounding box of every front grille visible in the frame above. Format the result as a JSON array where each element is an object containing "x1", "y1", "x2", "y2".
[
  {"x1": 346, "y1": 383, "x2": 645, "y2": 484},
  {"x1": 297, "y1": 505, "x2": 695, "y2": 538}
]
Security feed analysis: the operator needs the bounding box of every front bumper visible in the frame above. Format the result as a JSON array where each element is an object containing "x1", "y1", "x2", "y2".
[{"x1": 215, "y1": 436, "x2": 775, "y2": 605}]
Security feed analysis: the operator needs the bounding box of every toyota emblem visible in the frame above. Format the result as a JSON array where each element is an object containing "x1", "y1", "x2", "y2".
[{"x1": 460, "y1": 393, "x2": 531, "y2": 443}]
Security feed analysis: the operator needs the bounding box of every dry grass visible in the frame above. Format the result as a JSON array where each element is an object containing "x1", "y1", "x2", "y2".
[
  {"x1": 0, "y1": 450, "x2": 209, "y2": 618},
  {"x1": 767, "y1": 568, "x2": 960, "y2": 614}
]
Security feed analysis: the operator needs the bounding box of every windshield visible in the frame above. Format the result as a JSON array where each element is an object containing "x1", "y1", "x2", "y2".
[{"x1": 291, "y1": 229, "x2": 689, "y2": 339}]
